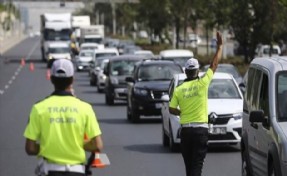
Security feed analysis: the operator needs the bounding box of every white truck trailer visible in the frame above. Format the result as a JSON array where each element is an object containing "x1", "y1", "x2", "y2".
[
  {"x1": 72, "y1": 16, "x2": 91, "y2": 46},
  {"x1": 40, "y1": 13, "x2": 72, "y2": 61},
  {"x1": 80, "y1": 25, "x2": 105, "y2": 45}
]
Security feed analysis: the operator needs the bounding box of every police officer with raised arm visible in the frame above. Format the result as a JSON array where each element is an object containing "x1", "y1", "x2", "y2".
[{"x1": 169, "y1": 31, "x2": 223, "y2": 176}]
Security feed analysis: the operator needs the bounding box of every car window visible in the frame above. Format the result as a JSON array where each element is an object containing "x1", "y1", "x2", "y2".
[
  {"x1": 168, "y1": 78, "x2": 175, "y2": 99},
  {"x1": 259, "y1": 73, "x2": 269, "y2": 118},
  {"x1": 208, "y1": 79, "x2": 241, "y2": 99},
  {"x1": 110, "y1": 60, "x2": 138, "y2": 76},
  {"x1": 277, "y1": 72, "x2": 287, "y2": 121},
  {"x1": 95, "y1": 53, "x2": 117, "y2": 58},
  {"x1": 251, "y1": 70, "x2": 262, "y2": 110},
  {"x1": 162, "y1": 57, "x2": 191, "y2": 67},
  {"x1": 80, "y1": 51, "x2": 93, "y2": 57},
  {"x1": 263, "y1": 48, "x2": 279, "y2": 54},
  {"x1": 246, "y1": 68, "x2": 255, "y2": 105},
  {"x1": 137, "y1": 64, "x2": 183, "y2": 81}
]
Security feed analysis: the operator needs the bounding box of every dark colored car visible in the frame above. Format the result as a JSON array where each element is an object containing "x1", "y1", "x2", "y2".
[
  {"x1": 125, "y1": 60, "x2": 184, "y2": 123},
  {"x1": 103, "y1": 55, "x2": 146, "y2": 105}
]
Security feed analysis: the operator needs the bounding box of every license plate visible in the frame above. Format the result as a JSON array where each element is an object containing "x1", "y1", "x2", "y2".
[
  {"x1": 209, "y1": 127, "x2": 226, "y2": 134},
  {"x1": 155, "y1": 103, "x2": 162, "y2": 109}
]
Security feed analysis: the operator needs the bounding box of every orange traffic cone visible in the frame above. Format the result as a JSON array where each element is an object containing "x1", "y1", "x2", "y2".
[
  {"x1": 21, "y1": 58, "x2": 25, "y2": 66},
  {"x1": 91, "y1": 152, "x2": 106, "y2": 168},
  {"x1": 29, "y1": 63, "x2": 34, "y2": 71},
  {"x1": 46, "y1": 69, "x2": 51, "y2": 80}
]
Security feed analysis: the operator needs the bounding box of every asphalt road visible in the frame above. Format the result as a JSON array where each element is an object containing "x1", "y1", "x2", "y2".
[{"x1": 0, "y1": 37, "x2": 241, "y2": 176}]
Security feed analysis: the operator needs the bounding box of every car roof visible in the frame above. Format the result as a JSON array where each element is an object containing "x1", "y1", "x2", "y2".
[
  {"x1": 108, "y1": 54, "x2": 146, "y2": 61},
  {"x1": 159, "y1": 49, "x2": 194, "y2": 57},
  {"x1": 94, "y1": 48, "x2": 118, "y2": 53},
  {"x1": 251, "y1": 56, "x2": 287, "y2": 72},
  {"x1": 139, "y1": 59, "x2": 178, "y2": 66}
]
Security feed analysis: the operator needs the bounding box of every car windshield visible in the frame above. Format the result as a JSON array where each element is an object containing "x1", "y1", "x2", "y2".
[
  {"x1": 80, "y1": 51, "x2": 93, "y2": 57},
  {"x1": 81, "y1": 46, "x2": 97, "y2": 50},
  {"x1": 95, "y1": 53, "x2": 117, "y2": 58},
  {"x1": 178, "y1": 78, "x2": 241, "y2": 99},
  {"x1": 277, "y1": 72, "x2": 287, "y2": 120},
  {"x1": 100, "y1": 61, "x2": 108, "y2": 69},
  {"x1": 162, "y1": 57, "x2": 191, "y2": 67},
  {"x1": 138, "y1": 64, "x2": 183, "y2": 81},
  {"x1": 49, "y1": 47, "x2": 70, "y2": 53},
  {"x1": 110, "y1": 60, "x2": 138, "y2": 76}
]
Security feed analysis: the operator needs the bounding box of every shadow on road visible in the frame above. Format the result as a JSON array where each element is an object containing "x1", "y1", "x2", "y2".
[
  {"x1": 207, "y1": 144, "x2": 240, "y2": 153},
  {"x1": 124, "y1": 144, "x2": 173, "y2": 154}
]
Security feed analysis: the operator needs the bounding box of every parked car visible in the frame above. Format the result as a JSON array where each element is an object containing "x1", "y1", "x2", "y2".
[
  {"x1": 75, "y1": 50, "x2": 94, "y2": 71},
  {"x1": 161, "y1": 72, "x2": 243, "y2": 151},
  {"x1": 159, "y1": 49, "x2": 194, "y2": 69},
  {"x1": 201, "y1": 64, "x2": 243, "y2": 85},
  {"x1": 125, "y1": 60, "x2": 184, "y2": 123},
  {"x1": 104, "y1": 55, "x2": 146, "y2": 105},
  {"x1": 241, "y1": 56, "x2": 287, "y2": 176},
  {"x1": 89, "y1": 56, "x2": 112, "y2": 86}
]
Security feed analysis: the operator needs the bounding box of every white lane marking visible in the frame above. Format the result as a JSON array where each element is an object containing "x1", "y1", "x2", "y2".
[{"x1": 0, "y1": 40, "x2": 38, "y2": 96}]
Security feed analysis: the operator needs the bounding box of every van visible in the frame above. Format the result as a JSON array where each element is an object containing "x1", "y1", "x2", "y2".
[
  {"x1": 255, "y1": 44, "x2": 281, "y2": 58},
  {"x1": 159, "y1": 49, "x2": 193, "y2": 69},
  {"x1": 241, "y1": 56, "x2": 287, "y2": 176}
]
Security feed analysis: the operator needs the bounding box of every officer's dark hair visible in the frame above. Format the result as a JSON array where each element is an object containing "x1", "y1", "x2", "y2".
[
  {"x1": 185, "y1": 69, "x2": 199, "y2": 79},
  {"x1": 51, "y1": 76, "x2": 73, "y2": 90}
]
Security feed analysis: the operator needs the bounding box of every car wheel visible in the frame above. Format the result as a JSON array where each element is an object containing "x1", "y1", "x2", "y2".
[
  {"x1": 162, "y1": 125, "x2": 169, "y2": 147},
  {"x1": 105, "y1": 92, "x2": 114, "y2": 105},
  {"x1": 131, "y1": 107, "x2": 140, "y2": 123},
  {"x1": 241, "y1": 147, "x2": 252, "y2": 176},
  {"x1": 169, "y1": 124, "x2": 177, "y2": 152}
]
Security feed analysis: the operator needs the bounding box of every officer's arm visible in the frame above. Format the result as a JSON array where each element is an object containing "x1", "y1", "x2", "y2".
[
  {"x1": 25, "y1": 138, "x2": 40, "y2": 155},
  {"x1": 169, "y1": 107, "x2": 181, "y2": 116},
  {"x1": 84, "y1": 135, "x2": 103, "y2": 152},
  {"x1": 210, "y1": 32, "x2": 223, "y2": 73}
]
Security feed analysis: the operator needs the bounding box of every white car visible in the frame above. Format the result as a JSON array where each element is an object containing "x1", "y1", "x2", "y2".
[
  {"x1": 159, "y1": 49, "x2": 194, "y2": 69},
  {"x1": 80, "y1": 42, "x2": 104, "y2": 51},
  {"x1": 161, "y1": 72, "x2": 243, "y2": 151},
  {"x1": 255, "y1": 44, "x2": 281, "y2": 57},
  {"x1": 75, "y1": 50, "x2": 94, "y2": 71},
  {"x1": 134, "y1": 50, "x2": 155, "y2": 58}
]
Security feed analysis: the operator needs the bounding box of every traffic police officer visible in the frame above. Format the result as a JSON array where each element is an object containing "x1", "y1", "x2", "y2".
[
  {"x1": 24, "y1": 59, "x2": 103, "y2": 176},
  {"x1": 169, "y1": 32, "x2": 223, "y2": 176}
]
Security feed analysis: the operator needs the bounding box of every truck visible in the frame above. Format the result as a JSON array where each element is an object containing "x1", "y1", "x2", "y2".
[
  {"x1": 80, "y1": 25, "x2": 105, "y2": 45},
  {"x1": 72, "y1": 16, "x2": 91, "y2": 47},
  {"x1": 40, "y1": 13, "x2": 73, "y2": 61}
]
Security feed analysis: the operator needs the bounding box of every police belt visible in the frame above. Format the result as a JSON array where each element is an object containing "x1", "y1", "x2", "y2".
[
  {"x1": 181, "y1": 123, "x2": 208, "y2": 128},
  {"x1": 45, "y1": 163, "x2": 85, "y2": 173},
  {"x1": 35, "y1": 158, "x2": 85, "y2": 175}
]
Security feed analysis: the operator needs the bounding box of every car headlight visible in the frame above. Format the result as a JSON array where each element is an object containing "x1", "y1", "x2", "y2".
[
  {"x1": 134, "y1": 88, "x2": 148, "y2": 96},
  {"x1": 110, "y1": 77, "x2": 119, "y2": 85},
  {"x1": 99, "y1": 75, "x2": 106, "y2": 80},
  {"x1": 233, "y1": 113, "x2": 242, "y2": 120}
]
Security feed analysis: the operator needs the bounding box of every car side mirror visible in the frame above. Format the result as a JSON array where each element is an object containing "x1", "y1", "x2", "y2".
[
  {"x1": 249, "y1": 110, "x2": 264, "y2": 123},
  {"x1": 125, "y1": 77, "x2": 134, "y2": 83},
  {"x1": 161, "y1": 94, "x2": 169, "y2": 102}
]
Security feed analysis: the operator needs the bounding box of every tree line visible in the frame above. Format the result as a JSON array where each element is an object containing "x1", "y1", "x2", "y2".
[{"x1": 76, "y1": 0, "x2": 287, "y2": 62}]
